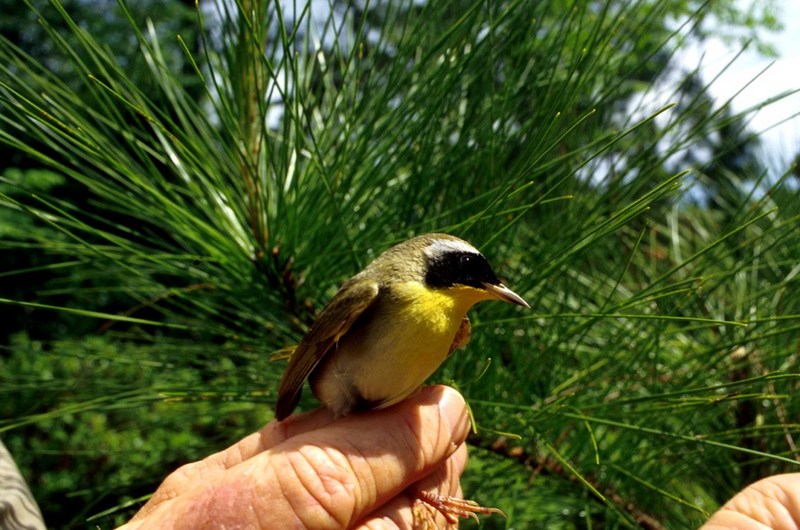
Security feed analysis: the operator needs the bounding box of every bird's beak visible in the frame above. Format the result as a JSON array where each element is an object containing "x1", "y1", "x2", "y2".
[{"x1": 482, "y1": 282, "x2": 530, "y2": 308}]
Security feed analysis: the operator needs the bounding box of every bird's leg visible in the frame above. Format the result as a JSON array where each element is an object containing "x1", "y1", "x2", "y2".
[
  {"x1": 409, "y1": 486, "x2": 505, "y2": 529},
  {"x1": 446, "y1": 317, "x2": 471, "y2": 357}
]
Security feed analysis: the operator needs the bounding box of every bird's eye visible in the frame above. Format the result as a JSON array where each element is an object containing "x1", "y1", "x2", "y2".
[{"x1": 459, "y1": 254, "x2": 473, "y2": 267}]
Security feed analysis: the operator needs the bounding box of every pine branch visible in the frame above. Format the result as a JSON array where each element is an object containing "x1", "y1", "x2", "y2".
[{"x1": 470, "y1": 434, "x2": 665, "y2": 530}]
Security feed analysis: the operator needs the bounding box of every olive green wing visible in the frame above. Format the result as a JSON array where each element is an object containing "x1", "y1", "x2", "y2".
[{"x1": 275, "y1": 277, "x2": 380, "y2": 420}]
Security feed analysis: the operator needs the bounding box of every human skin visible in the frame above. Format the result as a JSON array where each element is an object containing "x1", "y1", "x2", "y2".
[
  {"x1": 118, "y1": 385, "x2": 470, "y2": 530},
  {"x1": 699, "y1": 473, "x2": 800, "y2": 530},
  {"x1": 118, "y1": 383, "x2": 800, "y2": 529}
]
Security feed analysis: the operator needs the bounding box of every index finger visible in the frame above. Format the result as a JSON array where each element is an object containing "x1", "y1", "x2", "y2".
[
  {"x1": 212, "y1": 406, "x2": 339, "y2": 469},
  {"x1": 143, "y1": 406, "x2": 338, "y2": 506}
]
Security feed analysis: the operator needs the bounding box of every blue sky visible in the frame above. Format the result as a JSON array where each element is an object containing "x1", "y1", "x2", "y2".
[{"x1": 681, "y1": 0, "x2": 800, "y2": 168}]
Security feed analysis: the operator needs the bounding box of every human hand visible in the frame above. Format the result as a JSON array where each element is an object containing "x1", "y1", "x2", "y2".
[
  {"x1": 699, "y1": 473, "x2": 800, "y2": 529},
  {"x1": 118, "y1": 385, "x2": 470, "y2": 530}
]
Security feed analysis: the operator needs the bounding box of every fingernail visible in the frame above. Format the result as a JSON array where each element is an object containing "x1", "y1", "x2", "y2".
[{"x1": 439, "y1": 387, "x2": 469, "y2": 444}]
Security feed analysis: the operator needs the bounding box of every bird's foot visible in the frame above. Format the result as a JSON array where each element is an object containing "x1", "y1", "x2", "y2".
[{"x1": 410, "y1": 487, "x2": 505, "y2": 528}]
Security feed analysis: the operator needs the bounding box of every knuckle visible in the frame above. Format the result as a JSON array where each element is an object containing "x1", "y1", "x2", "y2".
[
  {"x1": 157, "y1": 461, "x2": 202, "y2": 497},
  {"x1": 274, "y1": 443, "x2": 367, "y2": 530}
]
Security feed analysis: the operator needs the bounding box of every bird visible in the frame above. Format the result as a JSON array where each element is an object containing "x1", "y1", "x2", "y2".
[{"x1": 275, "y1": 233, "x2": 529, "y2": 526}]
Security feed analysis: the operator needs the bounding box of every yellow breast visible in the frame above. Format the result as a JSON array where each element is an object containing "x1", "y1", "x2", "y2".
[{"x1": 311, "y1": 281, "x2": 486, "y2": 415}]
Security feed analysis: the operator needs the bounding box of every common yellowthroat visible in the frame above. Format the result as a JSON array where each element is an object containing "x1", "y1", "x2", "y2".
[
  {"x1": 275, "y1": 233, "x2": 528, "y2": 526},
  {"x1": 276, "y1": 233, "x2": 528, "y2": 418}
]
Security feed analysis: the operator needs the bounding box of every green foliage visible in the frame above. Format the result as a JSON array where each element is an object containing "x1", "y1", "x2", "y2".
[
  {"x1": 0, "y1": 168, "x2": 66, "y2": 238},
  {"x1": 1, "y1": 331, "x2": 265, "y2": 527},
  {"x1": 0, "y1": 0, "x2": 798, "y2": 528}
]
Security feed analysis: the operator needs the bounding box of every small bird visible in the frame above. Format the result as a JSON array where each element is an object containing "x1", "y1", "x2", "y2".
[
  {"x1": 276, "y1": 233, "x2": 528, "y2": 419},
  {"x1": 275, "y1": 233, "x2": 529, "y2": 525}
]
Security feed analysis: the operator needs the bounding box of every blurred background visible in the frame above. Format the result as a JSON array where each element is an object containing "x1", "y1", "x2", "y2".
[{"x1": 1, "y1": 0, "x2": 798, "y2": 528}]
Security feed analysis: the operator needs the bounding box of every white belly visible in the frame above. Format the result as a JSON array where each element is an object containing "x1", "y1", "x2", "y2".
[{"x1": 310, "y1": 281, "x2": 474, "y2": 416}]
